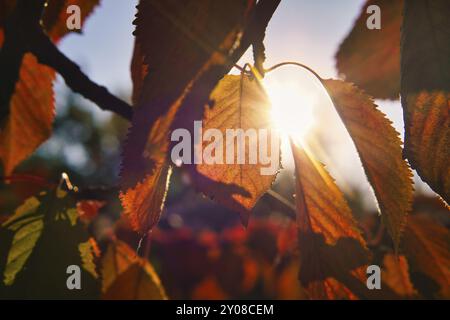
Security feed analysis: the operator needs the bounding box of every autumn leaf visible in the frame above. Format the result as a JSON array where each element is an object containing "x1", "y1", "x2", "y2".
[
  {"x1": 382, "y1": 254, "x2": 417, "y2": 298},
  {"x1": 120, "y1": 161, "x2": 172, "y2": 234},
  {"x1": 101, "y1": 240, "x2": 137, "y2": 292},
  {"x1": 322, "y1": 79, "x2": 413, "y2": 251},
  {"x1": 0, "y1": 52, "x2": 55, "y2": 175},
  {"x1": 403, "y1": 215, "x2": 450, "y2": 298},
  {"x1": 101, "y1": 240, "x2": 166, "y2": 300},
  {"x1": 291, "y1": 142, "x2": 370, "y2": 299},
  {"x1": 401, "y1": 0, "x2": 450, "y2": 203},
  {"x1": 336, "y1": 0, "x2": 403, "y2": 99},
  {"x1": 193, "y1": 74, "x2": 280, "y2": 224}
]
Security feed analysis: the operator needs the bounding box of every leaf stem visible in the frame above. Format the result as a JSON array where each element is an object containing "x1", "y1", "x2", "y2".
[{"x1": 264, "y1": 61, "x2": 324, "y2": 83}]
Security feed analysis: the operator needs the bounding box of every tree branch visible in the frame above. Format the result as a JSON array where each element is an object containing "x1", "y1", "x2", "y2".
[{"x1": 30, "y1": 30, "x2": 133, "y2": 120}]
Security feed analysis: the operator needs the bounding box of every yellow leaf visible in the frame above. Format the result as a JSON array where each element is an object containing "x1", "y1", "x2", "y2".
[
  {"x1": 195, "y1": 74, "x2": 280, "y2": 223},
  {"x1": 120, "y1": 161, "x2": 172, "y2": 234}
]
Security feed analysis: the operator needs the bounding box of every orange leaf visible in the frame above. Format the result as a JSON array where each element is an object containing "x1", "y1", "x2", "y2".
[
  {"x1": 322, "y1": 79, "x2": 414, "y2": 251},
  {"x1": 101, "y1": 239, "x2": 166, "y2": 300},
  {"x1": 335, "y1": 0, "x2": 403, "y2": 99},
  {"x1": 0, "y1": 49, "x2": 55, "y2": 175},
  {"x1": 382, "y1": 254, "x2": 417, "y2": 298},
  {"x1": 403, "y1": 215, "x2": 450, "y2": 298},
  {"x1": 120, "y1": 161, "x2": 172, "y2": 234},
  {"x1": 292, "y1": 143, "x2": 370, "y2": 299},
  {"x1": 195, "y1": 74, "x2": 280, "y2": 224},
  {"x1": 401, "y1": 0, "x2": 450, "y2": 203}
]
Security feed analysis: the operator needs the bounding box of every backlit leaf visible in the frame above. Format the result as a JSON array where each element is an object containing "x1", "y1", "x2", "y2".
[
  {"x1": 101, "y1": 240, "x2": 166, "y2": 300},
  {"x1": 195, "y1": 74, "x2": 280, "y2": 224},
  {"x1": 292, "y1": 143, "x2": 370, "y2": 299},
  {"x1": 0, "y1": 51, "x2": 55, "y2": 175},
  {"x1": 336, "y1": 0, "x2": 403, "y2": 99},
  {"x1": 119, "y1": 161, "x2": 172, "y2": 234},
  {"x1": 401, "y1": 0, "x2": 450, "y2": 203},
  {"x1": 101, "y1": 240, "x2": 137, "y2": 293},
  {"x1": 322, "y1": 79, "x2": 414, "y2": 251}
]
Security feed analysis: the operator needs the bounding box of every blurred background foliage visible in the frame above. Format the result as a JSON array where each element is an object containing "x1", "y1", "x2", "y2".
[{"x1": 1, "y1": 90, "x2": 448, "y2": 299}]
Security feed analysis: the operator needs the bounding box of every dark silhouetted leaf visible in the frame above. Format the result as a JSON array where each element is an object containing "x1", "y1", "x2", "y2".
[
  {"x1": 336, "y1": 0, "x2": 403, "y2": 99},
  {"x1": 401, "y1": 0, "x2": 450, "y2": 203}
]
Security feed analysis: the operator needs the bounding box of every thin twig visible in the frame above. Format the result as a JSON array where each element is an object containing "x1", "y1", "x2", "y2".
[
  {"x1": 264, "y1": 61, "x2": 324, "y2": 82},
  {"x1": 30, "y1": 30, "x2": 133, "y2": 120}
]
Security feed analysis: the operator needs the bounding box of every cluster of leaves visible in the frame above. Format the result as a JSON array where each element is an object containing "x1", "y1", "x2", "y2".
[{"x1": 0, "y1": 0, "x2": 448, "y2": 299}]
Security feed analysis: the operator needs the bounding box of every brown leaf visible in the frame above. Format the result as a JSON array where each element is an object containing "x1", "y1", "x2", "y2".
[
  {"x1": 0, "y1": 48, "x2": 55, "y2": 175},
  {"x1": 382, "y1": 254, "x2": 417, "y2": 297},
  {"x1": 403, "y1": 215, "x2": 450, "y2": 298},
  {"x1": 194, "y1": 74, "x2": 280, "y2": 224},
  {"x1": 101, "y1": 240, "x2": 166, "y2": 300},
  {"x1": 119, "y1": 161, "x2": 172, "y2": 234},
  {"x1": 42, "y1": 0, "x2": 101, "y2": 41},
  {"x1": 322, "y1": 79, "x2": 414, "y2": 251},
  {"x1": 401, "y1": 0, "x2": 450, "y2": 203},
  {"x1": 292, "y1": 143, "x2": 370, "y2": 299},
  {"x1": 335, "y1": 0, "x2": 403, "y2": 99}
]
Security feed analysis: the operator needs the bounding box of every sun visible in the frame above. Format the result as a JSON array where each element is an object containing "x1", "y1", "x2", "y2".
[{"x1": 264, "y1": 78, "x2": 316, "y2": 143}]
